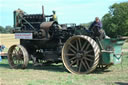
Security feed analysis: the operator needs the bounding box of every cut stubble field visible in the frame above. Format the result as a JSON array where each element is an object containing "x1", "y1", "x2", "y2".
[
  {"x1": 0, "y1": 34, "x2": 128, "y2": 85},
  {"x1": 0, "y1": 34, "x2": 19, "y2": 48}
]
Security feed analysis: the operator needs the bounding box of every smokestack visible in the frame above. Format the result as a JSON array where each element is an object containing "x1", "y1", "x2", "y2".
[{"x1": 42, "y1": 5, "x2": 44, "y2": 17}]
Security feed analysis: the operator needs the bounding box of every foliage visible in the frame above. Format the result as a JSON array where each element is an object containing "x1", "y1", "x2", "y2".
[
  {"x1": 102, "y1": 2, "x2": 128, "y2": 38},
  {"x1": 80, "y1": 22, "x2": 92, "y2": 29},
  {"x1": 0, "y1": 26, "x2": 13, "y2": 33},
  {"x1": 0, "y1": 26, "x2": 5, "y2": 33}
]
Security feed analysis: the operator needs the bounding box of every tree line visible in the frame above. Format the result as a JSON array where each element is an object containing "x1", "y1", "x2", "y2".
[
  {"x1": 103, "y1": 2, "x2": 128, "y2": 37},
  {"x1": 0, "y1": 26, "x2": 13, "y2": 33},
  {"x1": 0, "y1": 2, "x2": 128, "y2": 38}
]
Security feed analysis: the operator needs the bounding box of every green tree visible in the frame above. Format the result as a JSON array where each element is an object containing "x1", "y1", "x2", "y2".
[
  {"x1": 5, "y1": 26, "x2": 13, "y2": 33},
  {"x1": 102, "y1": 2, "x2": 128, "y2": 37},
  {"x1": 81, "y1": 22, "x2": 92, "y2": 29},
  {"x1": 0, "y1": 26, "x2": 13, "y2": 33},
  {"x1": 0, "y1": 26, "x2": 5, "y2": 33}
]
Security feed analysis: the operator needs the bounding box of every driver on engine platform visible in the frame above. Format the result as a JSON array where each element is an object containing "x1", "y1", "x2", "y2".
[
  {"x1": 89, "y1": 17, "x2": 102, "y2": 30},
  {"x1": 89, "y1": 17, "x2": 105, "y2": 39}
]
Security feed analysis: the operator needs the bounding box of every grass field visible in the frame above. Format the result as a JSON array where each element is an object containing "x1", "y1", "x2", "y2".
[{"x1": 0, "y1": 34, "x2": 128, "y2": 85}]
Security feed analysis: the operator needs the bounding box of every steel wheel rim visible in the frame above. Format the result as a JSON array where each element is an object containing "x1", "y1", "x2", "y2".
[
  {"x1": 8, "y1": 45, "x2": 29, "y2": 69},
  {"x1": 62, "y1": 35, "x2": 100, "y2": 74}
]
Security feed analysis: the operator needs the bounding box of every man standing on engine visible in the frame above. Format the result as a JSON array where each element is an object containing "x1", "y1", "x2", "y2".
[{"x1": 52, "y1": 10, "x2": 57, "y2": 21}]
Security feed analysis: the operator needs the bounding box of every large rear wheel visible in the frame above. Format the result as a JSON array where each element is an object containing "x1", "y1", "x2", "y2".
[
  {"x1": 8, "y1": 44, "x2": 29, "y2": 69},
  {"x1": 62, "y1": 35, "x2": 100, "y2": 74}
]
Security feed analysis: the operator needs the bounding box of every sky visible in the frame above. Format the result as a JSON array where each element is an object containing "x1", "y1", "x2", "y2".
[{"x1": 0, "y1": 0, "x2": 127, "y2": 27}]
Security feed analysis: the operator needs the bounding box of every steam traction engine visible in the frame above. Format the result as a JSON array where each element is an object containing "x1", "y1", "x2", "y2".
[{"x1": 8, "y1": 7, "x2": 125, "y2": 74}]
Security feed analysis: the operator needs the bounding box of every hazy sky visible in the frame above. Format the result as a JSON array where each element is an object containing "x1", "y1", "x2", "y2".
[{"x1": 0, "y1": 0, "x2": 127, "y2": 27}]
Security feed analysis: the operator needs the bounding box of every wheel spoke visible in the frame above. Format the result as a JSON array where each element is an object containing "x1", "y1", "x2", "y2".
[
  {"x1": 65, "y1": 53, "x2": 75, "y2": 56},
  {"x1": 85, "y1": 50, "x2": 93, "y2": 54},
  {"x1": 10, "y1": 58, "x2": 14, "y2": 64},
  {"x1": 81, "y1": 59, "x2": 87, "y2": 70},
  {"x1": 69, "y1": 43, "x2": 77, "y2": 51},
  {"x1": 78, "y1": 60, "x2": 82, "y2": 72},
  {"x1": 81, "y1": 42, "x2": 87, "y2": 51},
  {"x1": 17, "y1": 59, "x2": 19, "y2": 64},
  {"x1": 84, "y1": 59, "x2": 90, "y2": 69},
  {"x1": 15, "y1": 59, "x2": 18, "y2": 64},
  {"x1": 83, "y1": 57, "x2": 93, "y2": 62},
  {"x1": 12, "y1": 54, "x2": 16, "y2": 59},
  {"x1": 14, "y1": 48, "x2": 18, "y2": 55},
  {"x1": 76, "y1": 40, "x2": 79, "y2": 51},
  {"x1": 20, "y1": 57, "x2": 23, "y2": 63},
  {"x1": 13, "y1": 51, "x2": 17, "y2": 56},
  {"x1": 78, "y1": 38, "x2": 82, "y2": 49},
  {"x1": 18, "y1": 59, "x2": 21, "y2": 64},
  {"x1": 69, "y1": 47, "x2": 76, "y2": 54},
  {"x1": 85, "y1": 43, "x2": 90, "y2": 51},
  {"x1": 20, "y1": 59, "x2": 24, "y2": 64},
  {"x1": 70, "y1": 59, "x2": 77, "y2": 67},
  {"x1": 87, "y1": 54, "x2": 94, "y2": 58},
  {"x1": 69, "y1": 57, "x2": 77, "y2": 61},
  {"x1": 15, "y1": 57, "x2": 22, "y2": 66}
]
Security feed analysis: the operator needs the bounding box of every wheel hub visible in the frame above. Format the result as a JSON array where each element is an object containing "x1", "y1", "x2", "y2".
[
  {"x1": 76, "y1": 51, "x2": 84, "y2": 59},
  {"x1": 83, "y1": 51, "x2": 88, "y2": 56}
]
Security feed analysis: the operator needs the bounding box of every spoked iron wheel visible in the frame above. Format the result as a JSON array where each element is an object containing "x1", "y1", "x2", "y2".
[
  {"x1": 8, "y1": 44, "x2": 29, "y2": 69},
  {"x1": 62, "y1": 35, "x2": 100, "y2": 74}
]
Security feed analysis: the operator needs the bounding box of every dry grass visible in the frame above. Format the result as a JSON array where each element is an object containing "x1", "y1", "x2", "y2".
[{"x1": 0, "y1": 34, "x2": 19, "y2": 48}]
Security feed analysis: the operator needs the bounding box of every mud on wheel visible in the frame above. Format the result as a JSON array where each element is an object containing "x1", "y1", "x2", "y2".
[
  {"x1": 62, "y1": 35, "x2": 100, "y2": 74},
  {"x1": 8, "y1": 44, "x2": 29, "y2": 69}
]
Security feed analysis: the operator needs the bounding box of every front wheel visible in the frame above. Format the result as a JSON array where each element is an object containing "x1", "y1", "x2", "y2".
[{"x1": 8, "y1": 44, "x2": 29, "y2": 69}]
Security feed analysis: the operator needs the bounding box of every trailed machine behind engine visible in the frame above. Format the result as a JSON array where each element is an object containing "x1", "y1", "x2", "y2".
[{"x1": 8, "y1": 7, "x2": 126, "y2": 74}]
